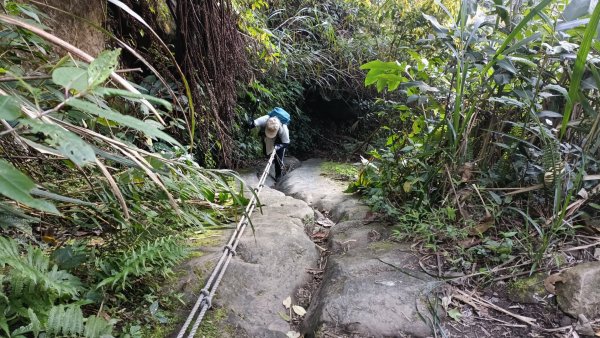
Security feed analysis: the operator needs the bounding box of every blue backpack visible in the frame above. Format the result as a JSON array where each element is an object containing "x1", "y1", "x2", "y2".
[{"x1": 268, "y1": 107, "x2": 291, "y2": 125}]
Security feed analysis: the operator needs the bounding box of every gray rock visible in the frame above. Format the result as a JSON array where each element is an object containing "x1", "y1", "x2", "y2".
[
  {"x1": 214, "y1": 183, "x2": 319, "y2": 337},
  {"x1": 303, "y1": 245, "x2": 437, "y2": 337},
  {"x1": 555, "y1": 261, "x2": 600, "y2": 318},
  {"x1": 278, "y1": 159, "x2": 370, "y2": 222},
  {"x1": 281, "y1": 159, "x2": 437, "y2": 337},
  {"x1": 172, "y1": 168, "x2": 318, "y2": 337},
  {"x1": 173, "y1": 158, "x2": 439, "y2": 337}
]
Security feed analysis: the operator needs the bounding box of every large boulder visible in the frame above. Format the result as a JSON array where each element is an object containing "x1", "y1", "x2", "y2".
[
  {"x1": 554, "y1": 261, "x2": 600, "y2": 318},
  {"x1": 281, "y1": 159, "x2": 437, "y2": 337},
  {"x1": 171, "y1": 168, "x2": 318, "y2": 337},
  {"x1": 303, "y1": 234, "x2": 436, "y2": 337}
]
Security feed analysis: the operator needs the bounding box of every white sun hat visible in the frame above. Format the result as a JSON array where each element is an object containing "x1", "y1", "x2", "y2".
[{"x1": 265, "y1": 117, "x2": 281, "y2": 139}]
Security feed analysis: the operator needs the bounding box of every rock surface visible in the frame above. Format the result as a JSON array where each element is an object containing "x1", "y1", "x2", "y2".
[
  {"x1": 279, "y1": 159, "x2": 437, "y2": 337},
  {"x1": 173, "y1": 160, "x2": 317, "y2": 337},
  {"x1": 174, "y1": 158, "x2": 438, "y2": 337},
  {"x1": 554, "y1": 261, "x2": 600, "y2": 318}
]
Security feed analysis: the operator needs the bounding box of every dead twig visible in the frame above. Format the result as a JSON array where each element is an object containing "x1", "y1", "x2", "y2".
[
  {"x1": 454, "y1": 289, "x2": 537, "y2": 327},
  {"x1": 561, "y1": 241, "x2": 600, "y2": 252}
]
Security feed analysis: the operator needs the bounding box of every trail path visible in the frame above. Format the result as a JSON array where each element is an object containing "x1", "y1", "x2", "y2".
[{"x1": 173, "y1": 159, "x2": 438, "y2": 337}]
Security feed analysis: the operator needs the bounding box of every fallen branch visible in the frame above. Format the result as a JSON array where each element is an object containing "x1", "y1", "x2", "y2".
[{"x1": 454, "y1": 289, "x2": 537, "y2": 327}]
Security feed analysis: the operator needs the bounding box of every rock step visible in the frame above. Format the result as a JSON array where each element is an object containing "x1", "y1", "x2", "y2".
[
  {"x1": 279, "y1": 159, "x2": 437, "y2": 337},
  {"x1": 172, "y1": 158, "x2": 438, "y2": 337}
]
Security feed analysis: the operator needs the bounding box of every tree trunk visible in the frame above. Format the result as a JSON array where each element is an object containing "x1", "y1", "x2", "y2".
[{"x1": 32, "y1": 0, "x2": 106, "y2": 56}]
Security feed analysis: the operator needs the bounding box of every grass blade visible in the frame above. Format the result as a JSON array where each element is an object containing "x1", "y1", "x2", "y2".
[
  {"x1": 560, "y1": 3, "x2": 600, "y2": 138},
  {"x1": 482, "y1": 0, "x2": 553, "y2": 75}
]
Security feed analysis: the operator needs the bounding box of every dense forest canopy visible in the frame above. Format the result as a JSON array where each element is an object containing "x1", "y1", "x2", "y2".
[{"x1": 0, "y1": 0, "x2": 599, "y2": 336}]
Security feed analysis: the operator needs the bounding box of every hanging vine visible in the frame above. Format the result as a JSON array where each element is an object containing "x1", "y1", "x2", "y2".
[{"x1": 174, "y1": 0, "x2": 249, "y2": 167}]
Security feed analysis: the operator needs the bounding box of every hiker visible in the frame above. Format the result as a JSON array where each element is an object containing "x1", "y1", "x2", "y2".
[{"x1": 247, "y1": 107, "x2": 290, "y2": 181}]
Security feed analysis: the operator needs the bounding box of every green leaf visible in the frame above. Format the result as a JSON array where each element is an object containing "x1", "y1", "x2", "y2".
[
  {"x1": 0, "y1": 159, "x2": 59, "y2": 214},
  {"x1": 422, "y1": 13, "x2": 449, "y2": 34},
  {"x1": 52, "y1": 67, "x2": 89, "y2": 92},
  {"x1": 28, "y1": 308, "x2": 41, "y2": 338},
  {"x1": 543, "y1": 84, "x2": 569, "y2": 99},
  {"x1": 88, "y1": 49, "x2": 121, "y2": 88},
  {"x1": 94, "y1": 87, "x2": 172, "y2": 111},
  {"x1": 561, "y1": 2, "x2": 600, "y2": 138},
  {"x1": 0, "y1": 95, "x2": 21, "y2": 119},
  {"x1": 562, "y1": 0, "x2": 592, "y2": 20},
  {"x1": 278, "y1": 311, "x2": 291, "y2": 322},
  {"x1": 482, "y1": 0, "x2": 553, "y2": 75},
  {"x1": 67, "y1": 98, "x2": 180, "y2": 145},
  {"x1": 20, "y1": 119, "x2": 95, "y2": 166},
  {"x1": 84, "y1": 315, "x2": 114, "y2": 338},
  {"x1": 448, "y1": 308, "x2": 462, "y2": 321}
]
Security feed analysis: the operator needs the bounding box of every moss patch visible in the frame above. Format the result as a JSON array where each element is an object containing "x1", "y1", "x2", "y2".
[
  {"x1": 320, "y1": 161, "x2": 358, "y2": 181},
  {"x1": 507, "y1": 273, "x2": 548, "y2": 304},
  {"x1": 185, "y1": 229, "x2": 226, "y2": 248},
  {"x1": 193, "y1": 306, "x2": 230, "y2": 338},
  {"x1": 367, "y1": 240, "x2": 396, "y2": 253}
]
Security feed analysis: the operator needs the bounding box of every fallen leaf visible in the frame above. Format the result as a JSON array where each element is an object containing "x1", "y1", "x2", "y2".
[
  {"x1": 286, "y1": 331, "x2": 300, "y2": 338},
  {"x1": 292, "y1": 305, "x2": 306, "y2": 316},
  {"x1": 278, "y1": 311, "x2": 290, "y2": 322},
  {"x1": 441, "y1": 296, "x2": 452, "y2": 311},
  {"x1": 469, "y1": 212, "x2": 494, "y2": 236},
  {"x1": 282, "y1": 296, "x2": 291, "y2": 309},
  {"x1": 316, "y1": 218, "x2": 335, "y2": 228},
  {"x1": 459, "y1": 162, "x2": 475, "y2": 182},
  {"x1": 448, "y1": 308, "x2": 462, "y2": 321},
  {"x1": 544, "y1": 273, "x2": 564, "y2": 294}
]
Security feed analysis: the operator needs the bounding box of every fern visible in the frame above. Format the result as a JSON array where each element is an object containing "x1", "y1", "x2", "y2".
[
  {"x1": 0, "y1": 237, "x2": 82, "y2": 298},
  {"x1": 542, "y1": 140, "x2": 564, "y2": 186},
  {"x1": 43, "y1": 305, "x2": 114, "y2": 337},
  {"x1": 47, "y1": 304, "x2": 84, "y2": 336},
  {"x1": 0, "y1": 203, "x2": 38, "y2": 235},
  {"x1": 97, "y1": 236, "x2": 186, "y2": 291},
  {"x1": 84, "y1": 315, "x2": 115, "y2": 338}
]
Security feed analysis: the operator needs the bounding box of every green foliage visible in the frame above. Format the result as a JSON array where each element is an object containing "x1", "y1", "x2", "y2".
[
  {"x1": 97, "y1": 236, "x2": 186, "y2": 291},
  {"x1": 0, "y1": 237, "x2": 115, "y2": 337},
  {"x1": 0, "y1": 160, "x2": 59, "y2": 214},
  {"x1": 352, "y1": 0, "x2": 600, "y2": 270},
  {"x1": 0, "y1": 2, "x2": 249, "y2": 335},
  {"x1": 320, "y1": 161, "x2": 358, "y2": 180}
]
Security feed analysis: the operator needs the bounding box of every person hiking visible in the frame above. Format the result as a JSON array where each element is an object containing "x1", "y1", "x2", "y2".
[{"x1": 247, "y1": 107, "x2": 290, "y2": 181}]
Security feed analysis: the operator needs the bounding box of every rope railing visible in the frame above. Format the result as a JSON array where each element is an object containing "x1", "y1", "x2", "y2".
[{"x1": 177, "y1": 150, "x2": 277, "y2": 337}]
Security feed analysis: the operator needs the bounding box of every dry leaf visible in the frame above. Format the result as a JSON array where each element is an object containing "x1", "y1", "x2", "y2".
[
  {"x1": 544, "y1": 273, "x2": 564, "y2": 294},
  {"x1": 316, "y1": 218, "x2": 335, "y2": 228},
  {"x1": 286, "y1": 331, "x2": 300, "y2": 338},
  {"x1": 292, "y1": 305, "x2": 306, "y2": 316},
  {"x1": 282, "y1": 296, "x2": 291, "y2": 309}
]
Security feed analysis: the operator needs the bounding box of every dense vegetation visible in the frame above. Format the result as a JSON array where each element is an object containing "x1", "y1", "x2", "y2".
[{"x1": 1, "y1": 0, "x2": 599, "y2": 336}]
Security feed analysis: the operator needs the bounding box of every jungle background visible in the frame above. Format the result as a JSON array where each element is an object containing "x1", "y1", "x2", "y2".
[{"x1": 1, "y1": 0, "x2": 600, "y2": 336}]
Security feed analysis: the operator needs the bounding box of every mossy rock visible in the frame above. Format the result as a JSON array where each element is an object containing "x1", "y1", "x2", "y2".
[
  {"x1": 367, "y1": 240, "x2": 396, "y2": 253},
  {"x1": 319, "y1": 161, "x2": 358, "y2": 181},
  {"x1": 507, "y1": 273, "x2": 548, "y2": 304}
]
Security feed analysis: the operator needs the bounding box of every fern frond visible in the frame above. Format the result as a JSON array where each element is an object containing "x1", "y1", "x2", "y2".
[
  {"x1": 542, "y1": 140, "x2": 560, "y2": 171},
  {"x1": 0, "y1": 237, "x2": 81, "y2": 297},
  {"x1": 46, "y1": 304, "x2": 84, "y2": 336},
  {"x1": 84, "y1": 315, "x2": 115, "y2": 338},
  {"x1": 97, "y1": 236, "x2": 186, "y2": 291}
]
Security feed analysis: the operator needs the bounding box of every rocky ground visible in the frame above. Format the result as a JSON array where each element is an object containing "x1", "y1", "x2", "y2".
[{"x1": 170, "y1": 158, "x2": 600, "y2": 338}]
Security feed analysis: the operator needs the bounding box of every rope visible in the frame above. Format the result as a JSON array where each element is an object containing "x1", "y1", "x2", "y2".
[{"x1": 177, "y1": 150, "x2": 276, "y2": 337}]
